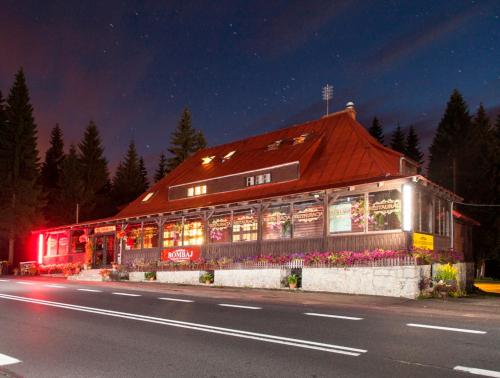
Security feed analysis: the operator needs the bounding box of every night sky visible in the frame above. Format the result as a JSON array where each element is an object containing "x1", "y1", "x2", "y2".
[{"x1": 1, "y1": 0, "x2": 498, "y2": 174}]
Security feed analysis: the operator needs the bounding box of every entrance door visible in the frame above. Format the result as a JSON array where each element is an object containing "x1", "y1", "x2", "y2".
[{"x1": 93, "y1": 235, "x2": 115, "y2": 268}]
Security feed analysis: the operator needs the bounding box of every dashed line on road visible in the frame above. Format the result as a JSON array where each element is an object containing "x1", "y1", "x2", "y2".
[
  {"x1": 15, "y1": 282, "x2": 34, "y2": 285},
  {"x1": 0, "y1": 279, "x2": 9, "y2": 282},
  {"x1": 407, "y1": 323, "x2": 486, "y2": 334},
  {"x1": 159, "y1": 297, "x2": 194, "y2": 303},
  {"x1": 77, "y1": 289, "x2": 102, "y2": 293},
  {"x1": 44, "y1": 284, "x2": 66, "y2": 288},
  {"x1": 0, "y1": 293, "x2": 368, "y2": 356},
  {"x1": 111, "y1": 292, "x2": 141, "y2": 297},
  {"x1": 0, "y1": 353, "x2": 21, "y2": 366},
  {"x1": 305, "y1": 313, "x2": 363, "y2": 321},
  {"x1": 218, "y1": 304, "x2": 262, "y2": 310},
  {"x1": 454, "y1": 365, "x2": 500, "y2": 377}
]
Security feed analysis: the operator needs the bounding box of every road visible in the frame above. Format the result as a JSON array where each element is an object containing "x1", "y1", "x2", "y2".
[{"x1": 0, "y1": 277, "x2": 499, "y2": 378}]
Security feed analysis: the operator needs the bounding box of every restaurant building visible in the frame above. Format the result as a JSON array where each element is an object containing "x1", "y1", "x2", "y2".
[{"x1": 35, "y1": 104, "x2": 471, "y2": 268}]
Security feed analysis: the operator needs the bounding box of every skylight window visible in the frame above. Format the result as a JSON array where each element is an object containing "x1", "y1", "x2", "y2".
[
  {"x1": 267, "y1": 140, "x2": 282, "y2": 151},
  {"x1": 293, "y1": 133, "x2": 309, "y2": 145},
  {"x1": 202, "y1": 156, "x2": 215, "y2": 165},
  {"x1": 223, "y1": 150, "x2": 236, "y2": 160},
  {"x1": 142, "y1": 192, "x2": 155, "y2": 202}
]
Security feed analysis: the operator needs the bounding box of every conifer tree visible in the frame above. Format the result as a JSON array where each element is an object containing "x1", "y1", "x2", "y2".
[
  {"x1": 368, "y1": 117, "x2": 385, "y2": 145},
  {"x1": 78, "y1": 121, "x2": 111, "y2": 220},
  {"x1": 428, "y1": 89, "x2": 471, "y2": 193},
  {"x1": 154, "y1": 152, "x2": 167, "y2": 182},
  {"x1": 390, "y1": 124, "x2": 406, "y2": 154},
  {"x1": 405, "y1": 125, "x2": 424, "y2": 166},
  {"x1": 112, "y1": 141, "x2": 145, "y2": 207},
  {"x1": 41, "y1": 124, "x2": 65, "y2": 225},
  {"x1": 0, "y1": 69, "x2": 43, "y2": 264},
  {"x1": 166, "y1": 108, "x2": 207, "y2": 172},
  {"x1": 139, "y1": 157, "x2": 149, "y2": 191},
  {"x1": 57, "y1": 144, "x2": 83, "y2": 224}
]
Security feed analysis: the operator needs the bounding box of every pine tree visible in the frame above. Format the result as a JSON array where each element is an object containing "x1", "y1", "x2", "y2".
[
  {"x1": 139, "y1": 157, "x2": 149, "y2": 191},
  {"x1": 405, "y1": 125, "x2": 424, "y2": 166},
  {"x1": 368, "y1": 117, "x2": 385, "y2": 145},
  {"x1": 112, "y1": 141, "x2": 145, "y2": 207},
  {"x1": 57, "y1": 144, "x2": 83, "y2": 224},
  {"x1": 390, "y1": 124, "x2": 406, "y2": 154},
  {"x1": 428, "y1": 89, "x2": 471, "y2": 193},
  {"x1": 166, "y1": 108, "x2": 207, "y2": 172},
  {"x1": 0, "y1": 69, "x2": 44, "y2": 264},
  {"x1": 78, "y1": 121, "x2": 111, "y2": 220},
  {"x1": 154, "y1": 152, "x2": 167, "y2": 182},
  {"x1": 41, "y1": 124, "x2": 65, "y2": 225}
]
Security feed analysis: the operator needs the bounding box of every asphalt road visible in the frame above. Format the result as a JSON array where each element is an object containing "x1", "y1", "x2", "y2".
[{"x1": 0, "y1": 278, "x2": 499, "y2": 378}]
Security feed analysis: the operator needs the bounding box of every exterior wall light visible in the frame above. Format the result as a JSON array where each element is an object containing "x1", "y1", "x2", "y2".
[{"x1": 402, "y1": 183, "x2": 413, "y2": 231}]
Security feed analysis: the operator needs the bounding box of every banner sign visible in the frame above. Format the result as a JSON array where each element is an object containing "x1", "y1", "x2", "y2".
[
  {"x1": 413, "y1": 232, "x2": 434, "y2": 250},
  {"x1": 161, "y1": 246, "x2": 201, "y2": 262},
  {"x1": 95, "y1": 225, "x2": 116, "y2": 234}
]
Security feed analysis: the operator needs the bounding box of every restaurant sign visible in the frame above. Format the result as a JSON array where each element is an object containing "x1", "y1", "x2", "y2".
[
  {"x1": 94, "y1": 225, "x2": 116, "y2": 234},
  {"x1": 413, "y1": 232, "x2": 434, "y2": 250},
  {"x1": 161, "y1": 246, "x2": 201, "y2": 262},
  {"x1": 370, "y1": 199, "x2": 401, "y2": 215},
  {"x1": 293, "y1": 206, "x2": 323, "y2": 223}
]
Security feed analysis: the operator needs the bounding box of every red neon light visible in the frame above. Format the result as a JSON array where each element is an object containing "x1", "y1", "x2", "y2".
[{"x1": 38, "y1": 234, "x2": 44, "y2": 264}]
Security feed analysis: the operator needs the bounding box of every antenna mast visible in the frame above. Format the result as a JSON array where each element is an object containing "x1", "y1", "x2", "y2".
[{"x1": 322, "y1": 84, "x2": 333, "y2": 116}]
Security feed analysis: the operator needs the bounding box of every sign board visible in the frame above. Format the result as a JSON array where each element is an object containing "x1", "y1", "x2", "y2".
[
  {"x1": 161, "y1": 246, "x2": 201, "y2": 262},
  {"x1": 413, "y1": 232, "x2": 434, "y2": 250},
  {"x1": 95, "y1": 225, "x2": 116, "y2": 234}
]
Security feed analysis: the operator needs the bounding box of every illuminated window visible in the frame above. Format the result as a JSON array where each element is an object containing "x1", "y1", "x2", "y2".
[
  {"x1": 267, "y1": 140, "x2": 282, "y2": 151},
  {"x1": 163, "y1": 221, "x2": 182, "y2": 247},
  {"x1": 143, "y1": 223, "x2": 159, "y2": 248},
  {"x1": 187, "y1": 187, "x2": 194, "y2": 197},
  {"x1": 368, "y1": 189, "x2": 401, "y2": 231},
  {"x1": 246, "y1": 173, "x2": 271, "y2": 186},
  {"x1": 246, "y1": 177, "x2": 255, "y2": 186},
  {"x1": 262, "y1": 205, "x2": 291, "y2": 240},
  {"x1": 202, "y1": 156, "x2": 215, "y2": 165},
  {"x1": 142, "y1": 192, "x2": 155, "y2": 202},
  {"x1": 183, "y1": 218, "x2": 204, "y2": 245},
  {"x1": 187, "y1": 185, "x2": 206, "y2": 197},
  {"x1": 223, "y1": 150, "x2": 236, "y2": 161},
  {"x1": 232, "y1": 210, "x2": 258, "y2": 242},
  {"x1": 124, "y1": 224, "x2": 142, "y2": 250}
]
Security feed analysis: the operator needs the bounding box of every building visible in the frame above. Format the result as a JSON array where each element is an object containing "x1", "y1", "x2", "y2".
[{"x1": 35, "y1": 104, "x2": 468, "y2": 268}]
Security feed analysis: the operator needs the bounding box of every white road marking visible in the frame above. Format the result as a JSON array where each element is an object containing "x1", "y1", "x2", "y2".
[
  {"x1": 16, "y1": 281, "x2": 34, "y2": 285},
  {"x1": 454, "y1": 366, "x2": 500, "y2": 377},
  {"x1": 159, "y1": 297, "x2": 194, "y2": 303},
  {"x1": 407, "y1": 323, "x2": 486, "y2": 334},
  {"x1": 111, "y1": 292, "x2": 141, "y2": 297},
  {"x1": 0, "y1": 353, "x2": 21, "y2": 366},
  {"x1": 77, "y1": 289, "x2": 102, "y2": 293},
  {"x1": 44, "y1": 284, "x2": 66, "y2": 288},
  {"x1": 0, "y1": 279, "x2": 9, "y2": 282},
  {"x1": 305, "y1": 312, "x2": 363, "y2": 321},
  {"x1": 0, "y1": 293, "x2": 367, "y2": 356},
  {"x1": 219, "y1": 304, "x2": 262, "y2": 310}
]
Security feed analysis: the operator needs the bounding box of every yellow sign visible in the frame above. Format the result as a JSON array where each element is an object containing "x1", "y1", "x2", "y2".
[
  {"x1": 413, "y1": 232, "x2": 434, "y2": 250},
  {"x1": 94, "y1": 225, "x2": 116, "y2": 234}
]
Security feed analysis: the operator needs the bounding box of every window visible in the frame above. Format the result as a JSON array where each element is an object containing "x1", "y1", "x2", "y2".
[
  {"x1": 47, "y1": 234, "x2": 58, "y2": 256},
  {"x1": 143, "y1": 223, "x2": 159, "y2": 248},
  {"x1": 58, "y1": 233, "x2": 69, "y2": 255},
  {"x1": 293, "y1": 133, "x2": 309, "y2": 145},
  {"x1": 71, "y1": 230, "x2": 86, "y2": 253},
  {"x1": 292, "y1": 201, "x2": 324, "y2": 238},
  {"x1": 262, "y1": 205, "x2": 291, "y2": 240},
  {"x1": 202, "y1": 156, "x2": 215, "y2": 165},
  {"x1": 267, "y1": 140, "x2": 282, "y2": 151},
  {"x1": 329, "y1": 195, "x2": 365, "y2": 233},
  {"x1": 187, "y1": 185, "x2": 207, "y2": 197},
  {"x1": 142, "y1": 192, "x2": 155, "y2": 202},
  {"x1": 183, "y1": 218, "x2": 204, "y2": 245},
  {"x1": 415, "y1": 191, "x2": 433, "y2": 234},
  {"x1": 163, "y1": 221, "x2": 182, "y2": 247},
  {"x1": 124, "y1": 224, "x2": 142, "y2": 250},
  {"x1": 208, "y1": 213, "x2": 232, "y2": 243},
  {"x1": 232, "y1": 210, "x2": 258, "y2": 242},
  {"x1": 246, "y1": 176, "x2": 255, "y2": 186},
  {"x1": 247, "y1": 173, "x2": 271, "y2": 186},
  {"x1": 223, "y1": 151, "x2": 236, "y2": 161},
  {"x1": 368, "y1": 190, "x2": 402, "y2": 231},
  {"x1": 434, "y1": 198, "x2": 450, "y2": 236}
]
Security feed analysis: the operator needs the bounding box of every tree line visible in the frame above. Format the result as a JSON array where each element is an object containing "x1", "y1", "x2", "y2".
[
  {"x1": 0, "y1": 69, "x2": 206, "y2": 263},
  {"x1": 368, "y1": 90, "x2": 500, "y2": 274}
]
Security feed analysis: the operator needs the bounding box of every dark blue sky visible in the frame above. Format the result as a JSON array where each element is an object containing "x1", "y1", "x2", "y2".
[{"x1": 0, "y1": 0, "x2": 498, "y2": 174}]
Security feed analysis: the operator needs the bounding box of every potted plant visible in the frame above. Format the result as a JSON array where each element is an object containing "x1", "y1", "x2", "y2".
[
  {"x1": 145, "y1": 271, "x2": 156, "y2": 281},
  {"x1": 111, "y1": 261, "x2": 118, "y2": 271},
  {"x1": 99, "y1": 269, "x2": 111, "y2": 281},
  {"x1": 433, "y1": 264, "x2": 458, "y2": 298},
  {"x1": 200, "y1": 272, "x2": 213, "y2": 285},
  {"x1": 287, "y1": 274, "x2": 299, "y2": 289}
]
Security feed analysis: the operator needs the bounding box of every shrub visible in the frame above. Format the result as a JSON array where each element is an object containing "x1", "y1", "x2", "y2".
[
  {"x1": 435, "y1": 264, "x2": 458, "y2": 282},
  {"x1": 200, "y1": 272, "x2": 214, "y2": 283},
  {"x1": 145, "y1": 271, "x2": 156, "y2": 280}
]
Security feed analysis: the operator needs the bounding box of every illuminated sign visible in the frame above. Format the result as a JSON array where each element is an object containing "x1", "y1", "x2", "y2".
[
  {"x1": 370, "y1": 199, "x2": 401, "y2": 215},
  {"x1": 95, "y1": 225, "x2": 116, "y2": 234},
  {"x1": 161, "y1": 246, "x2": 201, "y2": 262},
  {"x1": 413, "y1": 232, "x2": 434, "y2": 250},
  {"x1": 209, "y1": 216, "x2": 231, "y2": 230}
]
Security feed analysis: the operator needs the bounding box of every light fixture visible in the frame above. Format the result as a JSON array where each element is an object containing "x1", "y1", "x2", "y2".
[
  {"x1": 402, "y1": 183, "x2": 413, "y2": 231},
  {"x1": 38, "y1": 233, "x2": 44, "y2": 264},
  {"x1": 202, "y1": 156, "x2": 215, "y2": 165}
]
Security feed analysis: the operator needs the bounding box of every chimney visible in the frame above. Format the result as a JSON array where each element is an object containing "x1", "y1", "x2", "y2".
[{"x1": 345, "y1": 101, "x2": 356, "y2": 120}]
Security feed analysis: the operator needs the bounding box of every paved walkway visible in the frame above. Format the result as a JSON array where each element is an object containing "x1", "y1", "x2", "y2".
[{"x1": 475, "y1": 282, "x2": 500, "y2": 294}]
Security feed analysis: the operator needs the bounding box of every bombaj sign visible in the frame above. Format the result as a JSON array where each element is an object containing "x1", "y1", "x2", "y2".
[
  {"x1": 413, "y1": 232, "x2": 434, "y2": 250},
  {"x1": 161, "y1": 246, "x2": 201, "y2": 262}
]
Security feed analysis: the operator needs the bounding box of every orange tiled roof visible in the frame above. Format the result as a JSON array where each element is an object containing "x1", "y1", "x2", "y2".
[{"x1": 114, "y1": 109, "x2": 408, "y2": 219}]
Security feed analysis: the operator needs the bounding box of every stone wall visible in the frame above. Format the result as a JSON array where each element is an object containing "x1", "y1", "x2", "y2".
[
  {"x1": 128, "y1": 271, "x2": 145, "y2": 282},
  {"x1": 302, "y1": 265, "x2": 431, "y2": 299},
  {"x1": 156, "y1": 270, "x2": 203, "y2": 285},
  {"x1": 214, "y1": 268, "x2": 286, "y2": 289}
]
